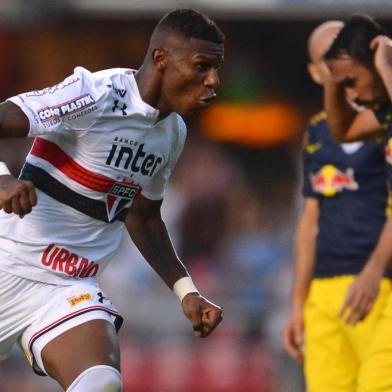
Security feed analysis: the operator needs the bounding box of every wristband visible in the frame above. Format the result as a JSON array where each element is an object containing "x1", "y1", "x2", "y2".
[
  {"x1": 0, "y1": 162, "x2": 10, "y2": 175},
  {"x1": 173, "y1": 276, "x2": 199, "y2": 302}
]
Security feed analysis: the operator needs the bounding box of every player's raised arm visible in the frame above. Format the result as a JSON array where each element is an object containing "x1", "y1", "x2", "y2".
[
  {"x1": 0, "y1": 101, "x2": 37, "y2": 217},
  {"x1": 0, "y1": 100, "x2": 30, "y2": 138},
  {"x1": 125, "y1": 195, "x2": 222, "y2": 338}
]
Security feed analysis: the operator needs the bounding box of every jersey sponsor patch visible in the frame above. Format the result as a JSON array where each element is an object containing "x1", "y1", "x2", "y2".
[
  {"x1": 106, "y1": 182, "x2": 140, "y2": 222},
  {"x1": 37, "y1": 94, "x2": 96, "y2": 122},
  {"x1": 310, "y1": 164, "x2": 359, "y2": 197},
  {"x1": 41, "y1": 244, "x2": 99, "y2": 278},
  {"x1": 67, "y1": 293, "x2": 92, "y2": 307}
]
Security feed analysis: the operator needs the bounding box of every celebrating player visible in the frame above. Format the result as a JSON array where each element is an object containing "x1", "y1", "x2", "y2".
[
  {"x1": 282, "y1": 20, "x2": 392, "y2": 391},
  {"x1": 0, "y1": 9, "x2": 224, "y2": 392}
]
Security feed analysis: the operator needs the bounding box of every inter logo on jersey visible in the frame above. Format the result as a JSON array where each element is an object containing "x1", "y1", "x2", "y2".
[
  {"x1": 106, "y1": 142, "x2": 163, "y2": 177},
  {"x1": 310, "y1": 164, "x2": 359, "y2": 197},
  {"x1": 106, "y1": 182, "x2": 140, "y2": 222},
  {"x1": 38, "y1": 94, "x2": 96, "y2": 122}
]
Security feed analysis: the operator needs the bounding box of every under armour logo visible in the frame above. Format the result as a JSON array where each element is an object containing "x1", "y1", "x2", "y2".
[
  {"x1": 97, "y1": 292, "x2": 108, "y2": 304},
  {"x1": 112, "y1": 100, "x2": 127, "y2": 116},
  {"x1": 114, "y1": 88, "x2": 127, "y2": 98}
]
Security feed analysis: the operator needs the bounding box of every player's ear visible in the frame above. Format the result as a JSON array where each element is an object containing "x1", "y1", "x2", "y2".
[
  {"x1": 152, "y1": 47, "x2": 168, "y2": 72},
  {"x1": 308, "y1": 63, "x2": 322, "y2": 85}
]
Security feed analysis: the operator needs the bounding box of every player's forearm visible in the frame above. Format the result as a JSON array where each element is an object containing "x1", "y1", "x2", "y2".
[
  {"x1": 291, "y1": 238, "x2": 315, "y2": 308},
  {"x1": 126, "y1": 213, "x2": 189, "y2": 289},
  {"x1": 291, "y1": 201, "x2": 318, "y2": 308},
  {"x1": 378, "y1": 65, "x2": 392, "y2": 105},
  {"x1": 364, "y1": 214, "x2": 392, "y2": 274},
  {"x1": 324, "y1": 82, "x2": 356, "y2": 141}
]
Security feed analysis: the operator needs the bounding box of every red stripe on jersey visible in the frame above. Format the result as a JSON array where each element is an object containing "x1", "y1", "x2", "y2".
[{"x1": 31, "y1": 137, "x2": 128, "y2": 193}]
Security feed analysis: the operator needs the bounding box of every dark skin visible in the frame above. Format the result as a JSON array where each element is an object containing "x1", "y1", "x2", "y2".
[{"x1": 0, "y1": 30, "x2": 224, "y2": 390}]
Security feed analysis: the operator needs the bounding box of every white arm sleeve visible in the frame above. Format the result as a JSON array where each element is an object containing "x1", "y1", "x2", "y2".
[{"x1": 7, "y1": 67, "x2": 108, "y2": 136}]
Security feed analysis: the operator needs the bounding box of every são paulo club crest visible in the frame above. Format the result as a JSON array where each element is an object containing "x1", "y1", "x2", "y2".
[{"x1": 106, "y1": 182, "x2": 140, "y2": 222}]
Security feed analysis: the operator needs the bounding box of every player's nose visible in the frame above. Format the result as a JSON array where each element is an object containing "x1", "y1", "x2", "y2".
[{"x1": 204, "y1": 68, "x2": 220, "y2": 90}]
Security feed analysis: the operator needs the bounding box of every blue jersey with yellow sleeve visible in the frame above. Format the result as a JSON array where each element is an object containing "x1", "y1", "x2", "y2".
[{"x1": 302, "y1": 111, "x2": 388, "y2": 278}]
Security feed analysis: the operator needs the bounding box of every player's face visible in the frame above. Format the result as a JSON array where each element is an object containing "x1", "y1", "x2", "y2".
[
  {"x1": 329, "y1": 55, "x2": 388, "y2": 111},
  {"x1": 161, "y1": 37, "x2": 224, "y2": 116}
]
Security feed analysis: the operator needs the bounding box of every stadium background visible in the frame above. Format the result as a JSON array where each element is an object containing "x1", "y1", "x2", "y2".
[{"x1": 0, "y1": 1, "x2": 391, "y2": 391}]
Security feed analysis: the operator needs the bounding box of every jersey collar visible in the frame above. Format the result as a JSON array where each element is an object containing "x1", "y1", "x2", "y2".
[{"x1": 126, "y1": 70, "x2": 160, "y2": 121}]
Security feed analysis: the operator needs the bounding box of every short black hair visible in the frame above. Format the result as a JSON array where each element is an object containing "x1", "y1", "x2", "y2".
[
  {"x1": 154, "y1": 9, "x2": 225, "y2": 44},
  {"x1": 325, "y1": 13, "x2": 386, "y2": 68}
]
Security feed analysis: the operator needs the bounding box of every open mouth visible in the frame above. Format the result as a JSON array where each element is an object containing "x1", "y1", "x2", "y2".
[{"x1": 199, "y1": 95, "x2": 217, "y2": 107}]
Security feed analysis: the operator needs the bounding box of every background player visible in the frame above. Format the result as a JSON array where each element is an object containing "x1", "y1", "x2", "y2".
[
  {"x1": 0, "y1": 9, "x2": 224, "y2": 392},
  {"x1": 322, "y1": 14, "x2": 392, "y2": 390},
  {"x1": 282, "y1": 20, "x2": 392, "y2": 391}
]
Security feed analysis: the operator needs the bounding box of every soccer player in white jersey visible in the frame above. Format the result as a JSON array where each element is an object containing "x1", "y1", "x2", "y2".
[{"x1": 0, "y1": 9, "x2": 224, "y2": 392}]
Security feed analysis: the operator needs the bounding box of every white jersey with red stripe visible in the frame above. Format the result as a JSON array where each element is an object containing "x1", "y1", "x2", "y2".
[{"x1": 0, "y1": 66, "x2": 186, "y2": 285}]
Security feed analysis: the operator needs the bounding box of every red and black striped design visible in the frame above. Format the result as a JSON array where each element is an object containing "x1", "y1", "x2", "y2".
[{"x1": 20, "y1": 138, "x2": 137, "y2": 222}]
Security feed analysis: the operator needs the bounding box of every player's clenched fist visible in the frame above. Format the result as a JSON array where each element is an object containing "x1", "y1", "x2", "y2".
[
  {"x1": 0, "y1": 175, "x2": 37, "y2": 218},
  {"x1": 181, "y1": 293, "x2": 223, "y2": 338}
]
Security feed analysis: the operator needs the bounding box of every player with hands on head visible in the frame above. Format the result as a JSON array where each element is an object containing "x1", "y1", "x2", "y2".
[
  {"x1": 323, "y1": 15, "x2": 392, "y2": 327},
  {"x1": 0, "y1": 9, "x2": 224, "y2": 392},
  {"x1": 323, "y1": 15, "x2": 392, "y2": 391},
  {"x1": 282, "y1": 20, "x2": 392, "y2": 392}
]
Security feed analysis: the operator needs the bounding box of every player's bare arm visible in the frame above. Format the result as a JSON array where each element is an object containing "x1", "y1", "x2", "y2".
[
  {"x1": 323, "y1": 71, "x2": 384, "y2": 142},
  {"x1": 0, "y1": 101, "x2": 37, "y2": 217},
  {"x1": 0, "y1": 101, "x2": 30, "y2": 137},
  {"x1": 282, "y1": 197, "x2": 318, "y2": 363},
  {"x1": 125, "y1": 195, "x2": 222, "y2": 338},
  {"x1": 373, "y1": 35, "x2": 392, "y2": 103}
]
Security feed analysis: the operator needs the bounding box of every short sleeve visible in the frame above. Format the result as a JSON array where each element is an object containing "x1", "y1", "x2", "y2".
[
  {"x1": 7, "y1": 67, "x2": 107, "y2": 137},
  {"x1": 141, "y1": 117, "x2": 187, "y2": 200}
]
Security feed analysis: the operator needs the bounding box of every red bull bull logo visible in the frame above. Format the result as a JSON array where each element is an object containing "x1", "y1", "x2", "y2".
[
  {"x1": 310, "y1": 164, "x2": 359, "y2": 197},
  {"x1": 385, "y1": 138, "x2": 392, "y2": 165}
]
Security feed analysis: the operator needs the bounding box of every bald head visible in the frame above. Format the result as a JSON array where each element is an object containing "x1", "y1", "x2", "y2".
[{"x1": 308, "y1": 21, "x2": 344, "y2": 64}]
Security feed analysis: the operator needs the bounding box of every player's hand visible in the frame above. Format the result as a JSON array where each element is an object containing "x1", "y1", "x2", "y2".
[
  {"x1": 0, "y1": 175, "x2": 37, "y2": 218},
  {"x1": 371, "y1": 35, "x2": 392, "y2": 73},
  {"x1": 181, "y1": 293, "x2": 223, "y2": 338},
  {"x1": 339, "y1": 264, "x2": 383, "y2": 325},
  {"x1": 281, "y1": 307, "x2": 304, "y2": 363}
]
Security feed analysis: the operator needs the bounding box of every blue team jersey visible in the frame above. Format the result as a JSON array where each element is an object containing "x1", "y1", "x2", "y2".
[{"x1": 302, "y1": 111, "x2": 388, "y2": 278}]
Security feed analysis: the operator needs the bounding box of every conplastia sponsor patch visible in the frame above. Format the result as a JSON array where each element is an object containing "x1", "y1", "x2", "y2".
[{"x1": 37, "y1": 94, "x2": 96, "y2": 122}]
